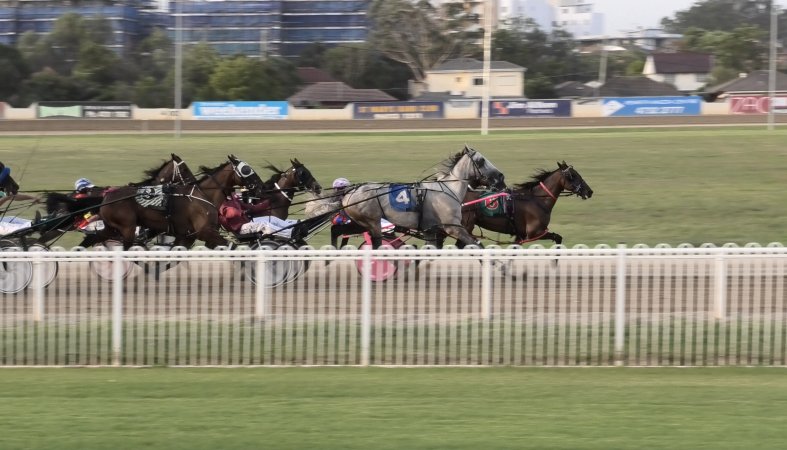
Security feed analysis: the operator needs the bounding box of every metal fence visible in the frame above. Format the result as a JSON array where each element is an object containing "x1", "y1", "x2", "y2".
[{"x1": 1, "y1": 244, "x2": 786, "y2": 367}]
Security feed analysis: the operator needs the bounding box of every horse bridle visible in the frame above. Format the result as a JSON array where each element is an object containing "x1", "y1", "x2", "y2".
[{"x1": 561, "y1": 166, "x2": 585, "y2": 196}]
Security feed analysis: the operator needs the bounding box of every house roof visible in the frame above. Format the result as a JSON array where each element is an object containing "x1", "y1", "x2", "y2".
[
  {"x1": 705, "y1": 70, "x2": 787, "y2": 93},
  {"x1": 296, "y1": 66, "x2": 337, "y2": 84},
  {"x1": 555, "y1": 81, "x2": 594, "y2": 98},
  {"x1": 650, "y1": 52, "x2": 713, "y2": 74},
  {"x1": 287, "y1": 82, "x2": 396, "y2": 104},
  {"x1": 600, "y1": 76, "x2": 683, "y2": 97},
  {"x1": 428, "y1": 58, "x2": 525, "y2": 72}
]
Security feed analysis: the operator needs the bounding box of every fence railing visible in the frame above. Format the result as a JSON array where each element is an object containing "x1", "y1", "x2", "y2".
[{"x1": 1, "y1": 244, "x2": 785, "y2": 367}]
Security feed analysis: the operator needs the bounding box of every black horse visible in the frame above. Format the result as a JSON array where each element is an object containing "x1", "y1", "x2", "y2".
[{"x1": 460, "y1": 161, "x2": 593, "y2": 247}]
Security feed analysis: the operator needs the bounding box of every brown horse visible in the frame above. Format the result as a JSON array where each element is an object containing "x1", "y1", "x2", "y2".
[
  {"x1": 459, "y1": 161, "x2": 593, "y2": 247},
  {"x1": 41, "y1": 153, "x2": 198, "y2": 247},
  {"x1": 249, "y1": 159, "x2": 322, "y2": 219},
  {"x1": 99, "y1": 155, "x2": 264, "y2": 249}
]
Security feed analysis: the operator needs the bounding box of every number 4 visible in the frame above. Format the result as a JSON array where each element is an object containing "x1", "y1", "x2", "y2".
[{"x1": 396, "y1": 190, "x2": 409, "y2": 204}]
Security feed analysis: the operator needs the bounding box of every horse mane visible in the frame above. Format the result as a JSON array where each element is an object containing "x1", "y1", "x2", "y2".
[
  {"x1": 128, "y1": 159, "x2": 173, "y2": 186},
  {"x1": 513, "y1": 168, "x2": 554, "y2": 191},
  {"x1": 430, "y1": 151, "x2": 465, "y2": 179},
  {"x1": 262, "y1": 163, "x2": 284, "y2": 186},
  {"x1": 197, "y1": 161, "x2": 230, "y2": 182}
]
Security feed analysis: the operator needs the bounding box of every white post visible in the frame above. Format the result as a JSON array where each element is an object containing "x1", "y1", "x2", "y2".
[
  {"x1": 480, "y1": 0, "x2": 493, "y2": 136},
  {"x1": 714, "y1": 256, "x2": 727, "y2": 320},
  {"x1": 32, "y1": 252, "x2": 44, "y2": 322},
  {"x1": 111, "y1": 251, "x2": 124, "y2": 366},
  {"x1": 360, "y1": 249, "x2": 372, "y2": 366},
  {"x1": 614, "y1": 243, "x2": 626, "y2": 365},
  {"x1": 254, "y1": 259, "x2": 268, "y2": 319},
  {"x1": 481, "y1": 254, "x2": 492, "y2": 320},
  {"x1": 768, "y1": 0, "x2": 779, "y2": 130}
]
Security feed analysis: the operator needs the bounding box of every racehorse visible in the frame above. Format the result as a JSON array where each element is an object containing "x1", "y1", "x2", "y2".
[
  {"x1": 41, "y1": 153, "x2": 197, "y2": 246},
  {"x1": 459, "y1": 161, "x2": 593, "y2": 247},
  {"x1": 250, "y1": 158, "x2": 322, "y2": 219},
  {"x1": 340, "y1": 145, "x2": 506, "y2": 248},
  {"x1": 98, "y1": 155, "x2": 264, "y2": 249}
]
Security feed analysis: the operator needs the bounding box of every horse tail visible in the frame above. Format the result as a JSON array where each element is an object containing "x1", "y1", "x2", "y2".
[{"x1": 44, "y1": 192, "x2": 73, "y2": 215}]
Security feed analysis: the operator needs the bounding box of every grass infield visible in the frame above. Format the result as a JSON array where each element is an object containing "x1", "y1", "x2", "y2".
[
  {"x1": 0, "y1": 127, "x2": 785, "y2": 247},
  {"x1": 0, "y1": 367, "x2": 786, "y2": 449}
]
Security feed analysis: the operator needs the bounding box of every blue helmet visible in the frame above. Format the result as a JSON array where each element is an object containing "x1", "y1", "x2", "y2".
[{"x1": 75, "y1": 178, "x2": 94, "y2": 191}]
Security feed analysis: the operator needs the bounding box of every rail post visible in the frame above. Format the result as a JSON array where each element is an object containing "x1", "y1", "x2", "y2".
[
  {"x1": 31, "y1": 251, "x2": 44, "y2": 322},
  {"x1": 254, "y1": 257, "x2": 268, "y2": 319},
  {"x1": 481, "y1": 252, "x2": 492, "y2": 320},
  {"x1": 111, "y1": 250, "x2": 124, "y2": 366},
  {"x1": 714, "y1": 255, "x2": 726, "y2": 320},
  {"x1": 614, "y1": 243, "x2": 627, "y2": 366},
  {"x1": 361, "y1": 248, "x2": 372, "y2": 366}
]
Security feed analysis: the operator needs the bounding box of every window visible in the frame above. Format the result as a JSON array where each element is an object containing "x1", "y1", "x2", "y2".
[{"x1": 473, "y1": 78, "x2": 484, "y2": 86}]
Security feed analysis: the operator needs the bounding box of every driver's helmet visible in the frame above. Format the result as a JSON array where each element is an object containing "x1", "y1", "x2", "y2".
[
  {"x1": 332, "y1": 177, "x2": 350, "y2": 190},
  {"x1": 74, "y1": 178, "x2": 95, "y2": 192}
]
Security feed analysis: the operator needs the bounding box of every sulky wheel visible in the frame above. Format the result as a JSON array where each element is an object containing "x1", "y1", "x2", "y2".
[{"x1": 0, "y1": 239, "x2": 33, "y2": 294}]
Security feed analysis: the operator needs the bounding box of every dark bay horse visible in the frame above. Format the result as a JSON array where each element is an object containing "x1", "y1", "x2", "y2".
[
  {"x1": 41, "y1": 153, "x2": 197, "y2": 246},
  {"x1": 459, "y1": 161, "x2": 593, "y2": 247},
  {"x1": 249, "y1": 158, "x2": 322, "y2": 219},
  {"x1": 99, "y1": 155, "x2": 264, "y2": 249},
  {"x1": 341, "y1": 145, "x2": 506, "y2": 248}
]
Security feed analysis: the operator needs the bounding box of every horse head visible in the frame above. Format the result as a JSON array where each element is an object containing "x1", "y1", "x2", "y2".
[
  {"x1": 227, "y1": 154, "x2": 266, "y2": 196},
  {"x1": 284, "y1": 158, "x2": 322, "y2": 195},
  {"x1": 557, "y1": 161, "x2": 593, "y2": 199},
  {"x1": 168, "y1": 153, "x2": 197, "y2": 185},
  {"x1": 0, "y1": 162, "x2": 20, "y2": 195},
  {"x1": 462, "y1": 146, "x2": 506, "y2": 191}
]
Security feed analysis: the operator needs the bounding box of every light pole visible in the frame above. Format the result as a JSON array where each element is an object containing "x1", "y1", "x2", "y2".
[
  {"x1": 174, "y1": 0, "x2": 183, "y2": 138},
  {"x1": 480, "y1": 0, "x2": 493, "y2": 136},
  {"x1": 768, "y1": 0, "x2": 779, "y2": 130}
]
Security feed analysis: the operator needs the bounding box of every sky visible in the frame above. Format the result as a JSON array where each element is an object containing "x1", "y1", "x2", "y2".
[{"x1": 594, "y1": 0, "x2": 784, "y2": 34}]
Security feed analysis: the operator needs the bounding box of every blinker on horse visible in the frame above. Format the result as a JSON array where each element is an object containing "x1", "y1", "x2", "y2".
[{"x1": 341, "y1": 145, "x2": 505, "y2": 249}]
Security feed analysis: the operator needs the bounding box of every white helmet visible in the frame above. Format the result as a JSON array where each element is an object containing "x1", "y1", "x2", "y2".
[
  {"x1": 75, "y1": 178, "x2": 95, "y2": 191},
  {"x1": 332, "y1": 177, "x2": 350, "y2": 189}
]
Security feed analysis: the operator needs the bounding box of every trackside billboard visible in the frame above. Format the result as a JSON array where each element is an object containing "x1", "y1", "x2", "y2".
[
  {"x1": 729, "y1": 95, "x2": 787, "y2": 114},
  {"x1": 353, "y1": 102, "x2": 444, "y2": 119},
  {"x1": 481, "y1": 99, "x2": 571, "y2": 117},
  {"x1": 37, "y1": 101, "x2": 133, "y2": 119},
  {"x1": 602, "y1": 97, "x2": 702, "y2": 117},
  {"x1": 193, "y1": 101, "x2": 288, "y2": 120}
]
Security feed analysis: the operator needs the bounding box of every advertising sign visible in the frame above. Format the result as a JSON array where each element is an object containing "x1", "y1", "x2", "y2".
[
  {"x1": 353, "y1": 102, "x2": 444, "y2": 120},
  {"x1": 37, "y1": 102, "x2": 132, "y2": 119},
  {"x1": 601, "y1": 97, "x2": 701, "y2": 117},
  {"x1": 482, "y1": 99, "x2": 571, "y2": 117},
  {"x1": 729, "y1": 95, "x2": 787, "y2": 114},
  {"x1": 192, "y1": 101, "x2": 288, "y2": 120}
]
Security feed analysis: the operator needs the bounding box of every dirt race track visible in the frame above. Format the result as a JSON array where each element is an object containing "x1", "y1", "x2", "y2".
[{"x1": 1, "y1": 115, "x2": 786, "y2": 134}]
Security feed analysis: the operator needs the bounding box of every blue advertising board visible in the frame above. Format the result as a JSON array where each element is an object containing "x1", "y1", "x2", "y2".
[
  {"x1": 482, "y1": 99, "x2": 571, "y2": 117},
  {"x1": 193, "y1": 101, "x2": 288, "y2": 120},
  {"x1": 353, "y1": 102, "x2": 444, "y2": 119},
  {"x1": 601, "y1": 97, "x2": 701, "y2": 117}
]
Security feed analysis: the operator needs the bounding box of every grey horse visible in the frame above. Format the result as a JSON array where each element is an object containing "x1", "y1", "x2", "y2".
[{"x1": 341, "y1": 145, "x2": 506, "y2": 248}]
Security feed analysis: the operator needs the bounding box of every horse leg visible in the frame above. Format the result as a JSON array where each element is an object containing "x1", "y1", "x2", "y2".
[
  {"x1": 443, "y1": 225, "x2": 482, "y2": 248},
  {"x1": 544, "y1": 232, "x2": 563, "y2": 246}
]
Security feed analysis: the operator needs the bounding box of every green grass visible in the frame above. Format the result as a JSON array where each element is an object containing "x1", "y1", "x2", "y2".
[
  {"x1": 1, "y1": 127, "x2": 786, "y2": 247},
  {"x1": 1, "y1": 368, "x2": 787, "y2": 449}
]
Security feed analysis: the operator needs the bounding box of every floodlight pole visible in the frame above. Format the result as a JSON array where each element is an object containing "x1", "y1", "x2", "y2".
[
  {"x1": 768, "y1": 0, "x2": 778, "y2": 131},
  {"x1": 174, "y1": 0, "x2": 183, "y2": 138},
  {"x1": 480, "y1": 0, "x2": 493, "y2": 136}
]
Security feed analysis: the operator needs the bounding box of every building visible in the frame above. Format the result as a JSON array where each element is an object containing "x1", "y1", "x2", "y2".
[
  {"x1": 417, "y1": 57, "x2": 526, "y2": 99},
  {"x1": 0, "y1": 0, "x2": 369, "y2": 59},
  {"x1": 549, "y1": 0, "x2": 602, "y2": 37},
  {"x1": 642, "y1": 52, "x2": 713, "y2": 93},
  {"x1": 497, "y1": 0, "x2": 553, "y2": 31},
  {"x1": 575, "y1": 28, "x2": 682, "y2": 54},
  {"x1": 0, "y1": 0, "x2": 145, "y2": 54}
]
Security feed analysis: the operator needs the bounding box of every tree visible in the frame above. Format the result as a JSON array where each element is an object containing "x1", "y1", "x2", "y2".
[
  {"x1": 0, "y1": 44, "x2": 31, "y2": 105},
  {"x1": 662, "y1": 0, "x2": 787, "y2": 40},
  {"x1": 681, "y1": 26, "x2": 767, "y2": 73},
  {"x1": 18, "y1": 68, "x2": 98, "y2": 104},
  {"x1": 209, "y1": 56, "x2": 298, "y2": 100},
  {"x1": 182, "y1": 42, "x2": 220, "y2": 103},
  {"x1": 368, "y1": 0, "x2": 479, "y2": 82},
  {"x1": 322, "y1": 44, "x2": 411, "y2": 99}
]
